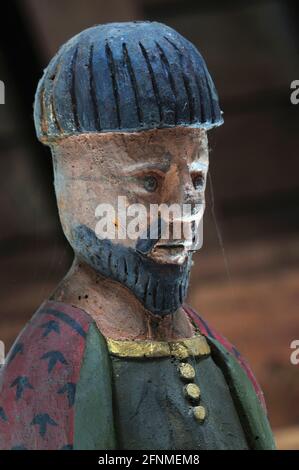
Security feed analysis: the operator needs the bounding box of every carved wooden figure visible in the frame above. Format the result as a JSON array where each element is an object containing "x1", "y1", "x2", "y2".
[{"x1": 0, "y1": 22, "x2": 275, "y2": 450}]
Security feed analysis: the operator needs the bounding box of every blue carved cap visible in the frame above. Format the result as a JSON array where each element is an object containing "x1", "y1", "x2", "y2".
[{"x1": 34, "y1": 21, "x2": 223, "y2": 144}]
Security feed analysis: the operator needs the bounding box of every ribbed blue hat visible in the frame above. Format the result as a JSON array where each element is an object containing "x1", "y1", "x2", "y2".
[{"x1": 34, "y1": 21, "x2": 223, "y2": 143}]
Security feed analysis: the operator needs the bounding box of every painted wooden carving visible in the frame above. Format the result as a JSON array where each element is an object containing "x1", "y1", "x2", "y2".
[{"x1": 0, "y1": 22, "x2": 275, "y2": 450}]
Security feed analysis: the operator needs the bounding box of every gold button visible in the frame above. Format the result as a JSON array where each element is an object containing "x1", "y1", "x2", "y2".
[
  {"x1": 178, "y1": 363, "x2": 196, "y2": 381},
  {"x1": 193, "y1": 405, "x2": 206, "y2": 423},
  {"x1": 184, "y1": 383, "x2": 201, "y2": 402}
]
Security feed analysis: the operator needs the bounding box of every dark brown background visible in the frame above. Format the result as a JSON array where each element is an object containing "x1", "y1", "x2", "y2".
[{"x1": 0, "y1": 0, "x2": 298, "y2": 448}]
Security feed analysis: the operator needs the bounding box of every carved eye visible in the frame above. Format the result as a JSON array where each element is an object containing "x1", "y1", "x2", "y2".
[
  {"x1": 143, "y1": 175, "x2": 158, "y2": 192},
  {"x1": 192, "y1": 172, "x2": 205, "y2": 190}
]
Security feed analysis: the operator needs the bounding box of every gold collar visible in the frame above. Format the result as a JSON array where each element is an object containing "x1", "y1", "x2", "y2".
[{"x1": 106, "y1": 334, "x2": 210, "y2": 359}]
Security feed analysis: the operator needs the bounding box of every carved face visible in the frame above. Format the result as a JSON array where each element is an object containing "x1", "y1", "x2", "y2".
[
  {"x1": 51, "y1": 127, "x2": 209, "y2": 315},
  {"x1": 52, "y1": 127, "x2": 209, "y2": 263}
]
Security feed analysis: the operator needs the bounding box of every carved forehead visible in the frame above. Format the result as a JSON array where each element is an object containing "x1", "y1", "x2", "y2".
[{"x1": 51, "y1": 127, "x2": 208, "y2": 167}]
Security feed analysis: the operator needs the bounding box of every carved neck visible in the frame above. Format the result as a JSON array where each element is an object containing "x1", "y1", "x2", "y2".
[{"x1": 50, "y1": 257, "x2": 195, "y2": 341}]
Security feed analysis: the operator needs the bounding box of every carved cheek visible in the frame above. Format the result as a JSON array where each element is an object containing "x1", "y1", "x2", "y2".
[{"x1": 55, "y1": 189, "x2": 65, "y2": 209}]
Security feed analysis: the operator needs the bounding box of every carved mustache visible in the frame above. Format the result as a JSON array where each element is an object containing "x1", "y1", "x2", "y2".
[{"x1": 136, "y1": 217, "x2": 199, "y2": 256}]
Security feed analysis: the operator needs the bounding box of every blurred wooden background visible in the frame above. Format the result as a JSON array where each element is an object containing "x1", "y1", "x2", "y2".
[{"x1": 0, "y1": 0, "x2": 298, "y2": 448}]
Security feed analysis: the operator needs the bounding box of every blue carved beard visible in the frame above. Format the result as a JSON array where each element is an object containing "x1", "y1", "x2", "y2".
[{"x1": 72, "y1": 225, "x2": 192, "y2": 317}]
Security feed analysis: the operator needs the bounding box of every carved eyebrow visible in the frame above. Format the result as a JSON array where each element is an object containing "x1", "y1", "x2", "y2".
[{"x1": 123, "y1": 160, "x2": 171, "y2": 174}]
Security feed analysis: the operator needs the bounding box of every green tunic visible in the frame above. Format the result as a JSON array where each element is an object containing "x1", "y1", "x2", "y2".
[
  {"x1": 111, "y1": 354, "x2": 248, "y2": 450},
  {"x1": 73, "y1": 323, "x2": 275, "y2": 450}
]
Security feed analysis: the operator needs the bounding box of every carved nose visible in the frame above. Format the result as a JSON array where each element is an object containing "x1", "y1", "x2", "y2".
[{"x1": 166, "y1": 175, "x2": 199, "y2": 206}]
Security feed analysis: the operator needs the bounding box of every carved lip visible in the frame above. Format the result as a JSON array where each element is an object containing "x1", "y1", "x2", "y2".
[
  {"x1": 149, "y1": 243, "x2": 188, "y2": 265},
  {"x1": 154, "y1": 241, "x2": 187, "y2": 250},
  {"x1": 156, "y1": 243, "x2": 185, "y2": 248}
]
